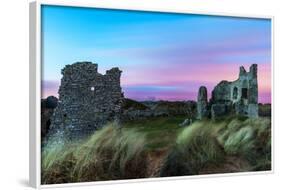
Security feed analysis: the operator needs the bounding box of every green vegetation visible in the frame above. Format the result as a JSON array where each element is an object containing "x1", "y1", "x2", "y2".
[
  {"x1": 122, "y1": 98, "x2": 149, "y2": 110},
  {"x1": 160, "y1": 122, "x2": 225, "y2": 176},
  {"x1": 42, "y1": 123, "x2": 148, "y2": 184},
  {"x1": 123, "y1": 116, "x2": 185, "y2": 150},
  {"x1": 42, "y1": 116, "x2": 271, "y2": 184},
  {"x1": 259, "y1": 103, "x2": 271, "y2": 117},
  {"x1": 160, "y1": 116, "x2": 271, "y2": 176},
  {"x1": 218, "y1": 117, "x2": 271, "y2": 170}
]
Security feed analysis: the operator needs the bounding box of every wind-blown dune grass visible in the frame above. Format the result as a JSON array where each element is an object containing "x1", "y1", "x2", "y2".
[
  {"x1": 160, "y1": 116, "x2": 271, "y2": 176},
  {"x1": 160, "y1": 121, "x2": 225, "y2": 176},
  {"x1": 218, "y1": 117, "x2": 271, "y2": 170},
  {"x1": 42, "y1": 123, "x2": 148, "y2": 184},
  {"x1": 42, "y1": 116, "x2": 271, "y2": 184}
]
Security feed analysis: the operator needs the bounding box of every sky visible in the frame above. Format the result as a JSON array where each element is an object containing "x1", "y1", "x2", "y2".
[{"x1": 41, "y1": 5, "x2": 272, "y2": 103}]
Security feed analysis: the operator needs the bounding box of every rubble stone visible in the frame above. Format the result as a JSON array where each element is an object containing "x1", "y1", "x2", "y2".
[{"x1": 49, "y1": 62, "x2": 123, "y2": 140}]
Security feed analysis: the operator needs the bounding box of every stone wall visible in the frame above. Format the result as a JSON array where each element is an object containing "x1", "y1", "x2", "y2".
[
  {"x1": 197, "y1": 64, "x2": 259, "y2": 119},
  {"x1": 49, "y1": 62, "x2": 123, "y2": 140}
]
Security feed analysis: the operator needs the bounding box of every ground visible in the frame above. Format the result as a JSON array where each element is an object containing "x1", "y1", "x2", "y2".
[
  {"x1": 123, "y1": 116, "x2": 185, "y2": 150},
  {"x1": 41, "y1": 114, "x2": 271, "y2": 184}
]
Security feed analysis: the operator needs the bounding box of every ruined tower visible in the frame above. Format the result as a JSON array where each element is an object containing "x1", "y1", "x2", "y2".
[
  {"x1": 197, "y1": 64, "x2": 258, "y2": 119},
  {"x1": 231, "y1": 64, "x2": 258, "y2": 117},
  {"x1": 49, "y1": 62, "x2": 123, "y2": 140}
]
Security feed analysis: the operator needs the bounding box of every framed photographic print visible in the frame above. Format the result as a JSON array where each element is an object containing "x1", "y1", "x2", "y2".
[{"x1": 29, "y1": 0, "x2": 273, "y2": 188}]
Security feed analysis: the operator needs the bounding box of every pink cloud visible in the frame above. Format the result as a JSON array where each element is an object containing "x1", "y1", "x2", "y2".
[
  {"x1": 121, "y1": 62, "x2": 271, "y2": 103},
  {"x1": 122, "y1": 62, "x2": 271, "y2": 87},
  {"x1": 41, "y1": 63, "x2": 271, "y2": 103}
]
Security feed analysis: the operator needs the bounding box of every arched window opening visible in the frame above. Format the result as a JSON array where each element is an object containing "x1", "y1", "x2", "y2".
[{"x1": 241, "y1": 88, "x2": 248, "y2": 99}]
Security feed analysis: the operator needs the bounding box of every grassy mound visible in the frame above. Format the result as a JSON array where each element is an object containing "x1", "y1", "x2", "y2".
[
  {"x1": 160, "y1": 116, "x2": 271, "y2": 176},
  {"x1": 42, "y1": 123, "x2": 148, "y2": 184},
  {"x1": 160, "y1": 121, "x2": 225, "y2": 176},
  {"x1": 218, "y1": 117, "x2": 271, "y2": 170}
]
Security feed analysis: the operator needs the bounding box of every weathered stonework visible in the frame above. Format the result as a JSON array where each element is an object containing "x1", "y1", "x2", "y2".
[
  {"x1": 121, "y1": 99, "x2": 197, "y2": 121},
  {"x1": 197, "y1": 64, "x2": 259, "y2": 119},
  {"x1": 49, "y1": 62, "x2": 123, "y2": 140},
  {"x1": 197, "y1": 86, "x2": 209, "y2": 119}
]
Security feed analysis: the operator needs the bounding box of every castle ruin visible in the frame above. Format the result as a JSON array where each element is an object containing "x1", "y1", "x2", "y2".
[
  {"x1": 197, "y1": 64, "x2": 258, "y2": 119},
  {"x1": 49, "y1": 62, "x2": 123, "y2": 140},
  {"x1": 48, "y1": 62, "x2": 259, "y2": 140}
]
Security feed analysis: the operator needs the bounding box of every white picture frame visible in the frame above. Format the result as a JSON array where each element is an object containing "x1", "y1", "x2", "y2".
[{"x1": 29, "y1": 0, "x2": 274, "y2": 188}]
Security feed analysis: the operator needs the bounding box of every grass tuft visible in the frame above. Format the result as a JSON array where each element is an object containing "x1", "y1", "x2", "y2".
[
  {"x1": 160, "y1": 116, "x2": 271, "y2": 176},
  {"x1": 217, "y1": 117, "x2": 271, "y2": 170},
  {"x1": 160, "y1": 121, "x2": 225, "y2": 176},
  {"x1": 42, "y1": 123, "x2": 148, "y2": 184}
]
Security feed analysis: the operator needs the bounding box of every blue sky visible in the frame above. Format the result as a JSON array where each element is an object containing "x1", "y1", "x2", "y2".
[{"x1": 41, "y1": 5, "x2": 271, "y2": 102}]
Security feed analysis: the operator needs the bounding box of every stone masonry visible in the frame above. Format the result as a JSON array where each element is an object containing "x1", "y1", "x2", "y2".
[
  {"x1": 49, "y1": 62, "x2": 123, "y2": 140},
  {"x1": 197, "y1": 64, "x2": 259, "y2": 119},
  {"x1": 197, "y1": 86, "x2": 209, "y2": 119}
]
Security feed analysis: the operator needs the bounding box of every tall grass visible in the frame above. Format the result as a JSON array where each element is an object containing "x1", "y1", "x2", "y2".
[
  {"x1": 42, "y1": 123, "x2": 147, "y2": 184},
  {"x1": 161, "y1": 116, "x2": 271, "y2": 176},
  {"x1": 218, "y1": 117, "x2": 271, "y2": 170},
  {"x1": 42, "y1": 116, "x2": 271, "y2": 183},
  {"x1": 160, "y1": 121, "x2": 225, "y2": 176}
]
